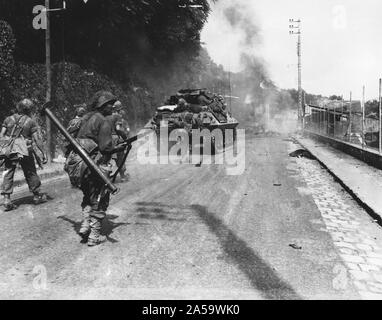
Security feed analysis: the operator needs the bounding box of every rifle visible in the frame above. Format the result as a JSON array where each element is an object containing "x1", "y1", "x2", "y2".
[
  {"x1": 41, "y1": 102, "x2": 119, "y2": 195},
  {"x1": 96, "y1": 130, "x2": 151, "y2": 204},
  {"x1": 32, "y1": 148, "x2": 44, "y2": 170},
  {"x1": 110, "y1": 131, "x2": 151, "y2": 182}
]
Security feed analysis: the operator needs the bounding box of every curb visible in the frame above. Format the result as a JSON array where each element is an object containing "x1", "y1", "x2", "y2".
[
  {"x1": 293, "y1": 135, "x2": 382, "y2": 225},
  {"x1": 304, "y1": 130, "x2": 382, "y2": 171}
]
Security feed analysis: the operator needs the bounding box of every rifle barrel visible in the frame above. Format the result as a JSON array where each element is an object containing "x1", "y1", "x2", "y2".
[{"x1": 116, "y1": 131, "x2": 151, "y2": 147}]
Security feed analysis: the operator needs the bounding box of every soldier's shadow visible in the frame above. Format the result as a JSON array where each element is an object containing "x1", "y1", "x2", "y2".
[
  {"x1": 12, "y1": 194, "x2": 54, "y2": 207},
  {"x1": 57, "y1": 214, "x2": 130, "y2": 244}
]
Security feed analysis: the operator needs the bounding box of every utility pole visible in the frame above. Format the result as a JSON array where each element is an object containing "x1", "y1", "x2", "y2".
[
  {"x1": 298, "y1": 31, "x2": 302, "y2": 126},
  {"x1": 289, "y1": 19, "x2": 303, "y2": 129},
  {"x1": 45, "y1": 0, "x2": 52, "y2": 163},
  {"x1": 362, "y1": 85, "x2": 365, "y2": 149},
  {"x1": 43, "y1": 0, "x2": 67, "y2": 163},
  {"x1": 228, "y1": 70, "x2": 232, "y2": 113},
  {"x1": 379, "y1": 78, "x2": 382, "y2": 154},
  {"x1": 349, "y1": 91, "x2": 352, "y2": 141}
]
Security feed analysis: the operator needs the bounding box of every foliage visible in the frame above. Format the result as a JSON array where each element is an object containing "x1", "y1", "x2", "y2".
[
  {"x1": 287, "y1": 88, "x2": 324, "y2": 106},
  {"x1": 0, "y1": 20, "x2": 16, "y2": 118},
  {"x1": 10, "y1": 61, "x2": 154, "y2": 128},
  {"x1": 0, "y1": 0, "x2": 215, "y2": 127},
  {"x1": 365, "y1": 99, "x2": 380, "y2": 117},
  {"x1": 0, "y1": 1, "x2": 310, "y2": 130},
  {"x1": 0, "y1": 0, "x2": 211, "y2": 77},
  {"x1": 0, "y1": 20, "x2": 15, "y2": 81},
  {"x1": 329, "y1": 95, "x2": 342, "y2": 100}
]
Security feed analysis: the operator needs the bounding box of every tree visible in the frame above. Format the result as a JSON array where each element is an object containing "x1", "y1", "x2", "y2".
[
  {"x1": 0, "y1": 0, "x2": 212, "y2": 79},
  {"x1": 0, "y1": 20, "x2": 16, "y2": 118},
  {"x1": 329, "y1": 95, "x2": 342, "y2": 100},
  {"x1": 0, "y1": 0, "x2": 215, "y2": 122},
  {"x1": 365, "y1": 99, "x2": 379, "y2": 116}
]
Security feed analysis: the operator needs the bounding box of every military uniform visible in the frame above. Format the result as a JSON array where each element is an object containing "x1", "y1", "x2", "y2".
[
  {"x1": 63, "y1": 116, "x2": 81, "y2": 156},
  {"x1": 67, "y1": 116, "x2": 83, "y2": 134},
  {"x1": 107, "y1": 112, "x2": 128, "y2": 180},
  {"x1": 65, "y1": 92, "x2": 118, "y2": 246},
  {"x1": 66, "y1": 105, "x2": 86, "y2": 136},
  {"x1": 1, "y1": 113, "x2": 42, "y2": 197}
]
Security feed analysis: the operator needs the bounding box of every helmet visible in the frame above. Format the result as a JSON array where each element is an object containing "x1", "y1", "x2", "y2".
[
  {"x1": 178, "y1": 98, "x2": 187, "y2": 106},
  {"x1": 16, "y1": 98, "x2": 34, "y2": 115},
  {"x1": 75, "y1": 105, "x2": 86, "y2": 117},
  {"x1": 184, "y1": 112, "x2": 193, "y2": 123},
  {"x1": 113, "y1": 100, "x2": 122, "y2": 112},
  {"x1": 91, "y1": 91, "x2": 117, "y2": 110}
]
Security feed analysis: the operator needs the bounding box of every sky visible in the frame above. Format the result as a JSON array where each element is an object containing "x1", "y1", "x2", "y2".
[{"x1": 201, "y1": 0, "x2": 382, "y2": 101}]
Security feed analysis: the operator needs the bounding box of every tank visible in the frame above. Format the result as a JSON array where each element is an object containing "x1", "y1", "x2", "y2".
[{"x1": 145, "y1": 89, "x2": 239, "y2": 153}]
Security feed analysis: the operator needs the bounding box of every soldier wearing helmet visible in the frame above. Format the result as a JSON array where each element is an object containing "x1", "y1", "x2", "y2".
[
  {"x1": 107, "y1": 100, "x2": 129, "y2": 182},
  {"x1": 175, "y1": 98, "x2": 189, "y2": 113},
  {"x1": 65, "y1": 91, "x2": 126, "y2": 246},
  {"x1": 0, "y1": 98, "x2": 48, "y2": 211},
  {"x1": 67, "y1": 104, "x2": 87, "y2": 131},
  {"x1": 64, "y1": 104, "x2": 87, "y2": 156}
]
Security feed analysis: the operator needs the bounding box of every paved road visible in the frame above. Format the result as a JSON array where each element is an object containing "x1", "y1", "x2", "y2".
[{"x1": 1, "y1": 133, "x2": 381, "y2": 299}]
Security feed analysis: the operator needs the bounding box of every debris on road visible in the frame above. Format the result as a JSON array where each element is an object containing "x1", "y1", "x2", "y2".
[
  {"x1": 289, "y1": 243, "x2": 302, "y2": 250},
  {"x1": 289, "y1": 149, "x2": 315, "y2": 160}
]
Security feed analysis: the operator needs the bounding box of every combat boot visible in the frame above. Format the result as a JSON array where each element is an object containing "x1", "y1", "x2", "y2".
[
  {"x1": 3, "y1": 198, "x2": 18, "y2": 211},
  {"x1": 33, "y1": 192, "x2": 48, "y2": 205},
  {"x1": 79, "y1": 206, "x2": 91, "y2": 241},
  {"x1": 120, "y1": 172, "x2": 129, "y2": 183},
  {"x1": 87, "y1": 217, "x2": 107, "y2": 247}
]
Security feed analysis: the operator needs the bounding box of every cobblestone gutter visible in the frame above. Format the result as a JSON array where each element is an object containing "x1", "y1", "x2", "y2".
[{"x1": 289, "y1": 140, "x2": 382, "y2": 299}]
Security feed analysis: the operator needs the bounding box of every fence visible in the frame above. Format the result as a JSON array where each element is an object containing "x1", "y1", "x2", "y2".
[{"x1": 304, "y1": 103, "x2": 382, "y2": 154}]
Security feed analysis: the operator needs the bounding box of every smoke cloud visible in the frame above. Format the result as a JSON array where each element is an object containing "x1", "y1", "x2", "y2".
[
  {"x1": 202, "y1": 0, "x2": 298, "y2": 133},
  {"x1": 202, "y1": 0, "x2": 263, "y2": 72}
]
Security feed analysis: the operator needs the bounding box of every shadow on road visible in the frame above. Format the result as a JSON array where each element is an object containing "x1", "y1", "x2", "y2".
[
  {"x1": 190, "y1": 204, "x2": 301, "y2": 300},
  {"x1": 132, "y1": 201, "x2": 301, "y2": 299},
  {"x1": 12, "y1": 194, "x2": 54, "y2": 207},
  {"x1": 57, "y1": 214, "x2": 130, "y2": 244},
  {"x1": 136, "y1": 202, "x2": 186, "y2": 222}
]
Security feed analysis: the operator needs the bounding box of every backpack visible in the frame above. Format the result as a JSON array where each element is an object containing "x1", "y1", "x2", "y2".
[
  {"x1": 63, "y1": 112, "x2": 96, "y2": 157},
  {"x1": 67, "y1": 117, "x2": 83, "y2": 137},
  {"x1": 63, "y1": 117, "x2": 84, "y2": 157},
  {"x1": 0, "y1": 115, "x2": 30, "y2": 160}
]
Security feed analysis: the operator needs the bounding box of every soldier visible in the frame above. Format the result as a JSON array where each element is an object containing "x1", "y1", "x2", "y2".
[
  {"x1": 175, "y1": 98, "x2": 189, "y2": 113},
  {"x1": 0, "y1": 99, "x2": 48, "y2": 211},
  {"x1": 197, "y1": 94, "x2": 212, "y2": 106},
  {"x1": 119, "y1": 109, "x2": 130, "y2": 138},
  {"x1": 108, "y1": 100, "x2": 129, "y2": 182},
  {"x1": 65, "y1": 91, "x2": 125, "y2": 246},
  {"x1": 67, "y1": 104, "x2": 86, "y2": 134},
  {"x1": 119, "y1": 109, "x2": 131, "y2": 180},
  {"x1": 64, "y1": 104, "x2": 87, "y2": 157}
]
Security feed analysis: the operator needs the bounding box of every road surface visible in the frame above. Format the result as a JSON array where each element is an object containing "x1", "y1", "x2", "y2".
[{"x1": 1, "y1": 133, "x2": 382, "y2": 299}]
